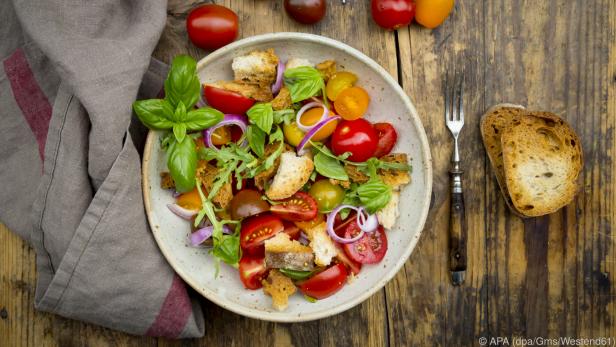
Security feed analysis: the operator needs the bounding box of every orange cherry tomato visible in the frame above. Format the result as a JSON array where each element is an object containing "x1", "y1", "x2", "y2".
[
  {"x1": 299, "y1": 107, "x2": 339, "y2": 141},
  {"x1": 334, "y1": 87, "x2": 370, "y2": 120},
  {"x1": 176, "y1": 187, "x2": 202, "y2": 210},
  {"x1": 211, "y1": 126, "x2": 231, "y2": 146},
  {"x1": 326, "y1": 71, "x2": 358, "y2": 101},
  {"x1": 414, "y1": 0, "x2": 454, "y2": 29}
]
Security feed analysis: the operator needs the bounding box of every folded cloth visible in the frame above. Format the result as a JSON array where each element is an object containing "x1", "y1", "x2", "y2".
[{"x1": 0, "y1": 0, "x2": 205, "y2": 338}]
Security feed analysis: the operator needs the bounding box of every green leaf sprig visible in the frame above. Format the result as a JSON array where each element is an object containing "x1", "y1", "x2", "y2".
[{"x1": 283, "y1": 66, "x2": 328, "y2": 107}]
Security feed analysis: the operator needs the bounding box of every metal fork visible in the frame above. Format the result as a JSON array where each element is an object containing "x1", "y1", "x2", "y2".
[{"x1": 444, "y1": 69, "x2": 467, "y2": 286}]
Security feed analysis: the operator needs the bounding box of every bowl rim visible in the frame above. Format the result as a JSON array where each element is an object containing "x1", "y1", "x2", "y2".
[{"x1": 142, "y1": 32, "x2": 433, "y2": 322}]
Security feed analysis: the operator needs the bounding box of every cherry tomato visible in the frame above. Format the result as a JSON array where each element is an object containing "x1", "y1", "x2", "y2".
[
  {"x1": 326, "y1": 71, "x2": 358, "y2": 101},
  {"x1": 270, "y1": 192, "x2": 318, "y2": 222},
  {"x1": 331, "y1": 119, "x2": 378, "y2": 162},
  {"x1": 176, "y1": 187, "x2": 202, "y2": 210},
  {"x1": 239, "y1": 255, "x2": 268, "y2": 290},
  {"x1": 299, "y1": 108, "x2": 339, "y2": 141},
  {"x1": 343, "y1": 223, "x2": 388, "y2": 264},
  {"x1": 240, "y1": 213, "x2": 284, "y2": 256},
  {"x1": 415, "y1": 0, "x2": 454, "y2": 29},
  {"x1": 334, "y1": 87, "x2": 370, "y2": 120},
  {"x1": 283, "y1": 122, "x2": 304, "y2": 147},
  {"x1": 229, "y1": 189, "x2": 270, "y2": 220},
  {"x1": 309, "y1": 180, "x2": 345, "y2": 213},
  {"x1": 372, "y1": 122, "x2": 398, "y2": 157},
  {"x1": 298, "y1": 263, "x2": 347, "y2": 299},
  {"x1": 283, "y1": 221, "x2": 302, "y2": 240},
  {"x1": 204, "y1": 85, "x2": 255, "y2": 114},
  {"x1": 371, "y1": 0, "x2": 416, "y2": 30},
  {"x1": 210, "y1": 126, "x2": 231, "y2": 146},
  {"x1": 334, "y1": 243, "x2": 362, "y2": 275},
  {"x1": 284, "y1": 0, "x2": 326, "y2": 24},
  {"x1": 187, "y1": 4, "x2": 239, "y2": 50}
]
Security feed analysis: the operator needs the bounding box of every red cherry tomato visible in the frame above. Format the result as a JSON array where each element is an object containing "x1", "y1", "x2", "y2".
[
  {"x1": 331, "y1": 119, "x2": 378, "y2": 162},
  {"x1": 334, "y1": 243, "x2": 362, "y2": 275},
  {"x1": 372, "y1": 122, "x2": 398, "y2": 157},
  {"x1": 284, "y1": 0, "x2": 326, "y2": 24},
  {"x1": 187, "y1": 4, "x2": 238, "y2": 50},
  {"x1": 270, "y1": 192, "x2": 318, "y2": 222},
  {"x1": 239, "y1": 255, "x2": 268, "y2": 290},
  {"x1": 204, "y1": 85, "x2": 255, "y2": 115},
  {"x1": 240, "y1": 214, "x2": 284, "y2": 256},
  {"x1": 343, "y1": 222, "x2": 388, "y2": 264},
  {"x1": 298, "y1": 263, "x2": 348, "y2": 299},
  {"x1": 283, "y1": 221, "x2": 302, "y2": 241},
  {"x1": 371, "y1": 0, "x2": 416, "y2": 30}
]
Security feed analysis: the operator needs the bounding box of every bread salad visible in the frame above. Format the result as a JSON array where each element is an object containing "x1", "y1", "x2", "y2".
[{"x1": 133, "y1": 50, "x2": 411, "y2": 310}]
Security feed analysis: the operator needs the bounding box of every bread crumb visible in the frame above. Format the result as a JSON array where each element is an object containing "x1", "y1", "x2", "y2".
[{"x1": 262, "y1": 270, "x2": 297, "y2": 311}]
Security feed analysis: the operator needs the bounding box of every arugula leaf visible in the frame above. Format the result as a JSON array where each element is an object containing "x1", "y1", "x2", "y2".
[
  {"x1": 184, "y1": 107, "x2": 224, "y2": 130},
  {"x1": 313, "y1": 151, "x2": 349, "y2": 181},
  {"x1": 132, "y1": 99, "x2": 175, "y2": 129},
  {"x1": 283, "y1": 66, "x2": 326, "y2": 104},
  {"x1": 246, "y1": 125, "x2": 266, "y2": 157},
  {"x1": 207, "y1": 161, "x2": 237, "y2": 200},
  {"x1": 273, "y1": 109, "x2": 295, "y2": 125},
  {"x1": 269, "y1": 125, "x2": 284, "y2": 144},
  {"x1": 167, "y1": 136, "x2": 197, "y2": 193},
  {"x1": 164, "y1": 55, "x2": 201, "y2": 109},
  {"x1": 247, "y1": 103, "x2": 274, "y2": 134}
]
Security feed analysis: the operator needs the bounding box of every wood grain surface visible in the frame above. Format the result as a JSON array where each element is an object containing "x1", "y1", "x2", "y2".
[{"x1": 1, "y1": 0, "x2": 615, "y2": 346}]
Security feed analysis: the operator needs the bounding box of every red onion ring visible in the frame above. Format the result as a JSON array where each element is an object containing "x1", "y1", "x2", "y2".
[
  {"x1": 326, "y1": 205, "x2": 365, "y2": 244},
  {"x1": 271, "y1": 61, "x2": 286, "y2": 95},
  {"x1": 298, "y1": 231, "x2": 310, "y2": 245},
  {"x1": 189, "y1": 225, "x2": 232, "y2": 246},
  {"x1": 296, "y1": 101, "x2": 328, "y2": 132},
  {"x1": 167, "y1": 203, "x2": 198, "y2": 220},
  {"x1": 203, "y1": 114, "x2": 248, "y2": 150},
  {"x1": 356, "y1": 207, "x2": 378, "y2": 233},
  {"x1": 297, "y1": 115, "x2": 341, "y2": 155}
]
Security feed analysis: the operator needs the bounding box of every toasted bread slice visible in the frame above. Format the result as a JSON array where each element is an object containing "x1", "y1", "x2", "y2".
[
  {"x1": 207, "y1": 81, "x2": 273, "y2": 102},
  {"x1": 265, "y1": 151, "x2": 314, "y2": 200},
  {"x1": 232, "y1": 49, "x2": 279, "y2": 86},
  {"x1": 501, "y1": 112, "x2": 583, "y2": 217},
  {"x1": 480, "y1": 104, "x2": 527, "y2": 216}
]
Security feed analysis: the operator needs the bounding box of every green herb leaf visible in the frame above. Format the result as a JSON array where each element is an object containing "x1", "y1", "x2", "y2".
[
  {"x1": 273, "y1": 109, "x2": 295, "y2": 125},
  {"x1": 167, "y1": 136, "x2": 197, "y2": 193},
  {"x1": 173, "y1": 123, "x2": 187, "y2": 143},
  {"x1": 313, "y1": 152, "x2": 349, "y2": 181},
  {"x1": 132, "y1": 99, "x2": 175, "y2": 129},
  {"x1": 211, "y1": 234, "x2": 241, "y2": 266},
  {"x1": 269, "y1": 125, "x2": 284, "y2": 144},
  {"x1": 246, "y1": 125, "x2": 266, "y2": 157},
  {"x1": 303, "y1": 294, "x2": 318, "y2": 303},
  {"x1": 164, "y1": 55, "x2": 201, "y2": 109},
  {"x1": 247, "y1": 103, "x2": 274, "y2": 134},
  {"x1": 279, "y1": 268, "x2": 315, "y2": 280},
  {"x1": 173, "y1": 101, "x2": 187, "y2": 122},
  {"x1": 283, "y1": 66, "x2": 325, "y2": 103},
  {"x1": 356, "y1": 179, "x2": 392, "y2": 214},
  {"x1": 184, "y1": 107, "x2": 224, "y2": 130}
]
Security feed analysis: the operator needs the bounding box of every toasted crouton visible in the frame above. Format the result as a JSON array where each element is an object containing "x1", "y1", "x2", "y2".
[
  {"x1": 286, "y1": 58, "x2": 313, "y2": 70},
  {"x1": 316, "y1": 60, "x2": 336, "y2": 82},
  {"x1": 271, "y1": 86, "x2": 293, "y2": 111},
  {"x1": 254, "y1": 143, "x2": 293, "y2": 190},
  {"x1": 195, "y1": 161, "x2": 233, "y2": 209},
  {"x1": 265, "y1": 232, "x2": 313, "y2": 254},
  {"x1": 344, "y1": 164, "x2": 369, "y2": 183},
  {"x1": 329, "y1": 178, "x2": 351, "y2": 189},
  {"x1": 207, "y1": 81, "x2": 273, "y2": 102},
  {"x1": 262, "y1": 270, "x2": 297, "y2": 311},
  {"x1": 294, "y1": 215, "x2": 324, "y2": 232},
  {"x1": 232, "y1": 49, "x2": 279, "y2": 86},
  {"x1": 379, "y1": 153, "x2": 411, "y2": 190},
  {"x1": 266, "y1": 151, "x2": 314, "y2": 200},
  {"x1": 376, "y1": 191, "x2": 400, "y2": 230},
  {"x1": 160, "y1": 172, "x2": 175, "y2": 189},
  {"x1": 304, "y1": 222, "x2": 337, "y2": 267},
  {"x1": 265, "y1": 233, "x2": 315, "y2": 271}
]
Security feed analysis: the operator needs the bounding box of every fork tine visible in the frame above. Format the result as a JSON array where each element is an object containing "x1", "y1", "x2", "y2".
[
  {"x1": 451, "y1": 67, "x2": 459, "y2": 122},
  {"x1": 444, "y1": 70, "x2": 451, "y2": 122},
  {"x1": 457, "y1": 72, "x2": 464, "y2": 122}
]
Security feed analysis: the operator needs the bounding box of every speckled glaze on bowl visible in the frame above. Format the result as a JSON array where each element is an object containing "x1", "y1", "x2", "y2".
[{"x1": 142, "y1": 33, "x2": 432, "y2": 322}]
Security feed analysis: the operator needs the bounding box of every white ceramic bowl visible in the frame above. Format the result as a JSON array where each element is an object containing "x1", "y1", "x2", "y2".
[{"x1": 143, "y1": 33, "x2": 432, "y2": 322}]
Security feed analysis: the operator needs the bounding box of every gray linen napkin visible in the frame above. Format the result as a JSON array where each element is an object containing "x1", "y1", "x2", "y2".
[{"x1": 0, "y1": 0, "x2": 205, "y2": 337}]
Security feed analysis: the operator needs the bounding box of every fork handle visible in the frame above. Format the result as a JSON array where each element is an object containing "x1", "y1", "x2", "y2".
[{"x1": 449, "y1": 169, "x2": 467, "y2": 281}]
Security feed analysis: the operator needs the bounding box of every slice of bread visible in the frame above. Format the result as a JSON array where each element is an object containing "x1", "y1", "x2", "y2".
[
  {"x1": 500, "y1": 112, "x2": 583, "y2": 217},
  {"x1": 480, "y1": 104, "x2": 527, "y2": 216}
]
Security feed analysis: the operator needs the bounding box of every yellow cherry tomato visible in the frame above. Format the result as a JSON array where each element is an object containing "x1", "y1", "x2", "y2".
[
  {"x1": 326, "y1": 71, "x2": 358, "y2": 101},
  {"x1": 210, "y1": 126, "x2": 231, "y2": 146},
  {"x1": 176, "y1": 187, "x2": 202, "y2": 210},
  {"x1": 415, "y1": 0, "x2": 454, "y2": 29},
  {"x1": 283, "y1": 121, "x2": 305, "y2": 147},
  {"x1": 299, "y1": 107, "x2": 338, "y2": 141},
  {"x1": 334, "y1": 86, "x2": 370, "y2": 120}
]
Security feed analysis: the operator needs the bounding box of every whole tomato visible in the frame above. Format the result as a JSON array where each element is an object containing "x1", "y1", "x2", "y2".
[
  {"x1": 371, "y1": 0, "x2": 416, "y2": 30},
  {"x1": 331, "y1": 119, "x2": 378, "y2": 162},
  {"x1": 187, "y1": 4, "x2": 238, "y2": 50},
  {"x1": 415, "y1": 0, "x2": 454, "y2": 29},
  {"x1": 284, "y1": 0, "x2": 326, "y2": 24}
]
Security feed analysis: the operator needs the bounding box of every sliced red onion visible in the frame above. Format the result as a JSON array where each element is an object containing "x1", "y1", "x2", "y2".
[
  {"x1": 271, "y1": 61, "x2": 285, "y2": 95},
  {"x1": 297, "y1": 115, "x2": 341, "y2": 155},
  {"x1": 172, "y1": 191, "x2": 181, "y2": 198},
  {"x1": 167, "y1": 203, "x2": 198, "y2": 220},
  {"x1": 299, "y1": 231, "x2": 310, "y2": 245},
  {"x1": 356, "y1": 207, "x2": 378, "y2": 233},
  {"x1": 326, "y1": 205, "x2": 365, "y2": 244},
  {"x1": 203, "y1": 114, "x2": 248, "y2": 150},
  {"x1": 196, "y1": 97, "x2": 206, "y2": 108},
  {"x1": 189, "y1": 225, "x2": 232, "y2": 246},
  {"x1": 296, "y1": 102, "x2": 328, "y2": 132}
]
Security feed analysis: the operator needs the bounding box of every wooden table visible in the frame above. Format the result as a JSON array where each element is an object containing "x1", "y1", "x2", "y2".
[{"x1": 2, "y1": 1, "x2": 615, "y2": 346}]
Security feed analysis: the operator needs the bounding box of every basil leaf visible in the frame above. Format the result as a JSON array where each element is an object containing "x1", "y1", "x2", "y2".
[
  {"x1": 313, "y1": 152, "x2": 349, "y2": 181},
  {"x1": 132, "y1": 99, "x2": 175, "y2": 129},
  {"x1": 211, "y1": 234, "x2": 241, "y2": 266},
  {"x1": 173, "y1": 101, "x2": 187, "y2": 122},
  {"x1": 269, "y1": 125, "x2": 284, "y2": 144},
  {"x1": 184, "y1": 107, "x2": 224, "y2": 130},
  {"x1": 167, "y1": 136, "x2": 197, "y2": 193},
  {"x1": 356, "y1": 179, "x2": 392, "y2": 214},
  {"x1": 173, "y1": 123, "x2": 186, "y2": 143},
  {"x1": 283, "y1": 66, "x2": 325, "y2": 103},
  {"x1": 279, "y1": 268, "x2": 314, "y2": 280},
  {"x1": 273, "y1": 109, "x2": 295, "y2": 125},
  {"x1": 164, "y1": 55, "x2": 201, "y2": 109},
  {"x1": 247, "y1": 125, "x2": 266, "y2": 157},
  {"x1": 247, "y1": 103, "x2": 274, "y2": 134}
]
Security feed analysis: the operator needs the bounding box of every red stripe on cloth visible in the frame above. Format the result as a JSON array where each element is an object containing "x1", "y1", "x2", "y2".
[
  {"x1": 145, "y1": 274, "x2": 192, "y2": 338},
  {"x1": 3, "y1": 48, "x2": 52, "y2": 162}
]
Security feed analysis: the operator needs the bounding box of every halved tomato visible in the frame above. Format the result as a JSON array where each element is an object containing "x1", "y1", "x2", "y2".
[
  {"x1": 343, "y1": 222, "x2": 388, "y2": 264},
  {"x1": 270, "y1": 192, "x2": 318, "y2": 222},
  {"x1": 298, "y1": 263, "x2": 348, "y2": 299},
  {"x1": 204, "y1": 85, "x2": 255, "y2": 114},
  {"x1": 334, "y1": 86, "x2": 370, "y2": 120},
  {"x1": 283, "y1": 221, "x2": 302, "y2": 240},
  {"x1": 238, "y1": 255, "x2": 268, "y2": 290},
  {"x1": 176, "y1": 187, "x2": 202, "y2": 210},
  {"x1": 229, "y1": 189, "x2": 270, "y2": 220},
  {"x1": 334, "y1": 243, "x2": 362, "y2": 275},
  {"x1": 240, "y1": 213, "x2": 283, "y2": 256},
  {"x1": 372, "y1": 122, "x2": 398, "y2": 157}
]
